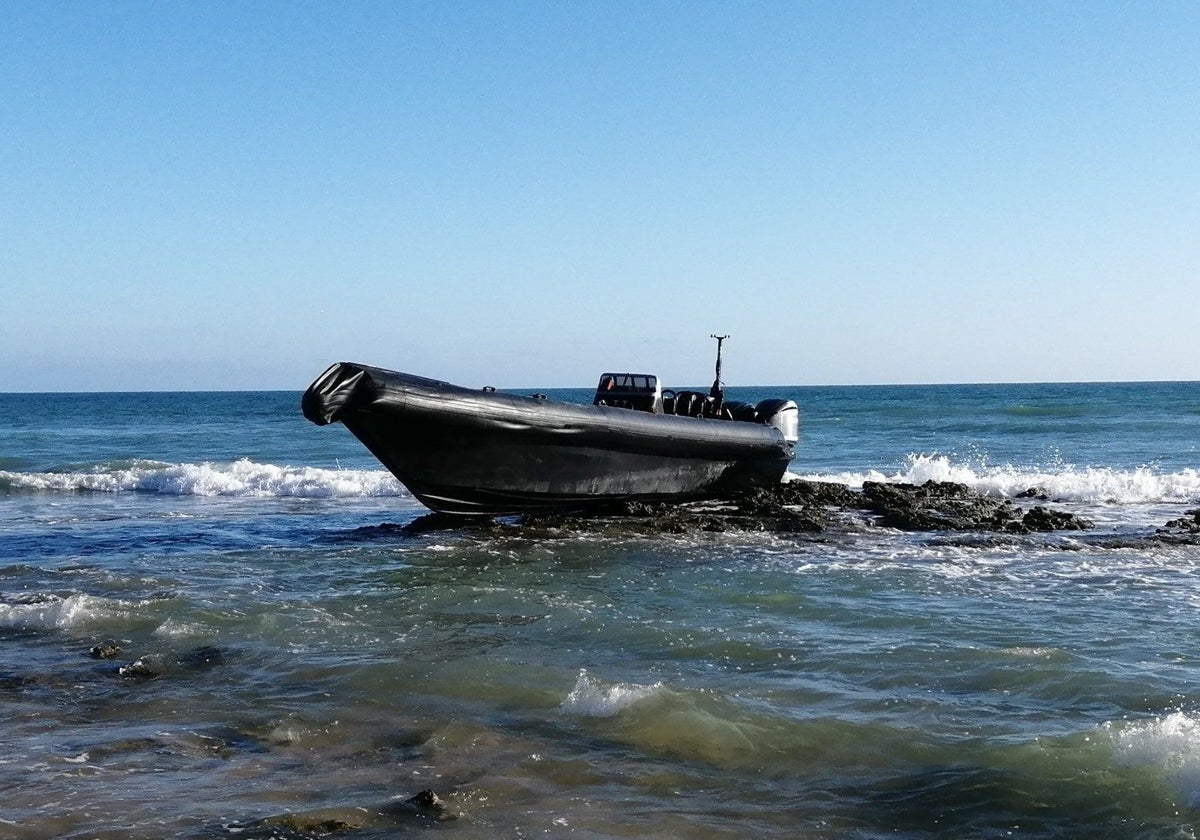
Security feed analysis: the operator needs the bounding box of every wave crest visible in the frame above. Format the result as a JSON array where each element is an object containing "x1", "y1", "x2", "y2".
[
  {"x1": 1106, "y1": 712, "x2": 1200, "y2": 807},
  {"x1": 0, "y1": 458, "x2": 406, "y2": 499},
  {"x1": 795, "y1": 454, "x2": 1200, "y2": 505},
  {"x1": 0, "y1": 592, "x2": 149, "y2": 631},
  {"x1": 559, "y1": 669, "x2": 663, "y2": 717}
]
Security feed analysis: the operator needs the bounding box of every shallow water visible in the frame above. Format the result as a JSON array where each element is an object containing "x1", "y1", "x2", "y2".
[{"x1": 1, "y1": 383, "x2": 1199, "y2": 838}]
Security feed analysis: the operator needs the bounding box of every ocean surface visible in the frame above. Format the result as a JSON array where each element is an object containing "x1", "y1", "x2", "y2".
[{"x1": 2, "y1": 380, "x2": 1199, "y2": 839}]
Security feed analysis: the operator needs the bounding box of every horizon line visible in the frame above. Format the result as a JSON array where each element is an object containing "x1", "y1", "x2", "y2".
[{"x1": 2, "y1": 378, "x2": 1197, "y2": 396}]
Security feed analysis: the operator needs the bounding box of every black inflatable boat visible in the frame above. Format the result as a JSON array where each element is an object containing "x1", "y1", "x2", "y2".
[{"x1": 301, "y1": 344, "x2": 798, "y2": 515}]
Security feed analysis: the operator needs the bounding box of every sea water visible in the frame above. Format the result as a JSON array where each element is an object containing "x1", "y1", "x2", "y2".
[{"x1": 1, "y1": 381, "x2": 1199, "y2": 839}]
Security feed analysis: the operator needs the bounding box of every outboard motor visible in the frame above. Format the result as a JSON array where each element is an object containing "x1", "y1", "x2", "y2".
[{"x1": 755, "y1": 398, "x2": 800, "y2": 444}]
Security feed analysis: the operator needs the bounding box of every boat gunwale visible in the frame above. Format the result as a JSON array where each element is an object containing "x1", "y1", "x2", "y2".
[{"x1": 343, "y1": 362, "x2": 791, "y2": 449}]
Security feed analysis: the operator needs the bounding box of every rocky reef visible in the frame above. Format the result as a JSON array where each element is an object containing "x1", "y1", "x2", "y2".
[
  {"x1": 543, "y1": 479, "x2": 1096, "y2": 535},
  {"x1": 403, "y1": 479, "x2": 1097, "y2": 537},
  {"x1": 1163, "y1": 508, "x2": 1200, "y2": 532}
]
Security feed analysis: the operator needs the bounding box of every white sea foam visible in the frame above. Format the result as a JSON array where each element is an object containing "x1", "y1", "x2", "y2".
[
  {"x1": 1106, "y1": 712, "x2": 1200, "y2": 807},
  {"x1": 153, "y1": 617, "x2": 209, "y2": 638},
  {"x1": 0, "y1": 459, "x2": 406, "y2": 499},
  {"x1": 6, "y1": 454, "x2": 1195, "y2": 506},
  {"x1": 792, "y1": 454, "x2": 1200, "y2": 505},
  {"x1": 559, "y1": 669, "x2": 663, "y2": 717},
  {"x1": 0, "y1": 593, "x2": 143, "y2": 630}
]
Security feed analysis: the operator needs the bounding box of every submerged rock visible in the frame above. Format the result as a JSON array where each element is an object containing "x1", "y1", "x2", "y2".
[
  {"x1": 382, "y1": 788, "x2": 460, "y2": 821},
  {"x1": 0, "y1": 671, "x2": 39, "y2": 692},
  {"x1": 177, "y1": 644, "x2": 229, "y2": 670},
  {"x1": 117, "y1": 656, "x2": 164, "y2": 679},
  {"x1": 112, "y1": 645, "x2": 235, "y2": 680},
  {"x1": 248, "y1": 811, "x2": 366, "y2": 836},
  {"x1": 239, "y1": 789, "x2": 459, "y2": 837},
  {"x1": 88, "y1": 641, "x2": 122, "y2": 660}
]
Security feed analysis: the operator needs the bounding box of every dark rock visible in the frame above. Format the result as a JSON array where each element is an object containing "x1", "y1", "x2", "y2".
[
  {"x1": 303, "y1": 819, "x2": 355, "y2": 834},
  {"x1": 379, "y1": 479, "x2": 1093, "y2": 538},
  {"x1": 1163, "y1": 508, "x2": 1200, "y2": 532},
  {"x1": 524, "y1": 480, "x2": 1088, "y2": 535},
  {"x1": 515, "y1": 495, "x2": 827, "y2": 536},
  {"x1": 610, "y1": 500, "x2": 665, "y2": 517},
  {"x1": 674, "y1": 485, "x2": 829, "y2": 533},
  {"x1": 409, "y1": 789, "x2": 447, "y2": 813},
  {"x1": 741, "y1": 509, "x2": 825, "y2": 533},
  {"x1": 118, "y1": 656, "x2": 164, "y2": 679},
  {"x1": 251, "y1": 811, "x2": 365, "y2": 835},
  {"x1": 89, "y1": 641, "x2": 122, "y2": 659},
  {"x1": 198, "y1": 725, "x2": 271, "y2": 755},
  {"x1": 861, "y1": 481, "x2": 1005, "y2": 531},
  {"x1": 856, "y1": 480, "x2": 1088, "y2": 534},
  {"x1": 402, "y1": 512, "x2": 493, "y2": 534},
  {"x1": 233, "y1": 789, "x2": 457, "y2": 837},
  {"x1": 1016, "y1": 487, "x2": 1051, "y2": 500},
  {"x1": 676, "y1": 489, "x2": 828, "y2": 534},
  {"x1": 384, "y1": 788, "x2": 458, "y2": 821},
  {"x1": 111, "y1": 646, "x2": 231, "y2": 680},
  {"x1": 1022, "y1": 506, "x2": 1092, "y2": 531},
  {"x1": 764, "y1": 479, "x2": 861, "y2": 509}
]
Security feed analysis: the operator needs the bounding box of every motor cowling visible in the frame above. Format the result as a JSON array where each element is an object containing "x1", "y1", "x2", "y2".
[{"x1": 755, "y1": 398, "x2": 799, "y2": 444}]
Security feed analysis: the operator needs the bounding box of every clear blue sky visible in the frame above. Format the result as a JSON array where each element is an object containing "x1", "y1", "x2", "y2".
[{"x1": 3, "y1": 1, "x2": 1197, "y2": 390}]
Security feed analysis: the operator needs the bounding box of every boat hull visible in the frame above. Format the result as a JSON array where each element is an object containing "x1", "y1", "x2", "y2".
[{"x1": 302, "y1": 363, "x2": 796, "y2": 515}]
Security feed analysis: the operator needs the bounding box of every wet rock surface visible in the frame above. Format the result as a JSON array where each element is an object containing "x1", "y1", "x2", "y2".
[
  {"x1": 400, "y1": 480, "x2": 1096, "y2": 536},
  {"x1": 112, "y1": 644, "x2": 236, "y2": 680},
  {"x1": 117, "y1": 655, "x2": 165, "y2": 679},
  {"x1": 239, "y1": 788, "x2": 459, "y2": 837},
  {"x1": 1020, "y1": 505, "x2": 1091, "y2": 532},
  {"x1": 858, "y1": 482, "x2": 1093, "y2": 533},
  {"x1": 1163, "y1": 508, "x2": 1200, "y2": 532},
  {"x1": 607, "y1": 479, "x2": 1094, "y2": 535},
  {"x1": 384, "y1": 788, "x2": 457, "y2": 819},
  {"x1": 88, "y1": 641, "x2": 122, "y2": 660},
  {"x1": 379, "y1": 480, "x2": 1200, "y2": 548},
  {"x1": 1147, "y1": 507, "x2": 1200, "y2": 545},
  {"x1": 859, "y1": 480, "x2": 1020, "y2": 532}
]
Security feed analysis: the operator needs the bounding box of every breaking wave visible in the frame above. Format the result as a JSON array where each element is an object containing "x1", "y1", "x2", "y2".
[
  {"x1": 0, "y1": 458, "x2": 406, "y2": 498},
  {"x1": 1105, "y1": 711, "x2": 1200, "y2": 807},
  {"x1": 793, "y1": 454, "x2": 1200, "y2": 505},
  {"x1": 559, "y1": 669, "x2": 663, "y2": 717},
  {"x1": 0, "y1": 592, "x2": 154, "y2": 631},
  {"x1": 5, "y1": 454, "x2": 1196, "y2": 506}
]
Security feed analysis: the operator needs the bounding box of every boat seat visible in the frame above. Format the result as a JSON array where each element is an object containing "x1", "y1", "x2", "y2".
[{"x1": 673, "y1": 391, "x2": 707, "y2": 418}]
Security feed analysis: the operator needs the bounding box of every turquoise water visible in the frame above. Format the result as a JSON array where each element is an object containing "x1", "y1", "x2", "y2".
[{"x1": 1, "y1": 381, "x2": 1199, "y2": 838}]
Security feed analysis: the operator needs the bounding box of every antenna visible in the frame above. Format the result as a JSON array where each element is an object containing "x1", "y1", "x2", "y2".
[{"x1": 710, "y1": 333, "x2": 729, "y2": 403}]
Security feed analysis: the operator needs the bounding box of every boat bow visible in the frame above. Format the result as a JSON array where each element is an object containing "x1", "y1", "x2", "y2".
[{"x1": 301, "y1": 362, "x2": 375, "y2": 426}]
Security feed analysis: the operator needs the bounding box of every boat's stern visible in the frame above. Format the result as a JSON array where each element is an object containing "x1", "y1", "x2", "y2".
[{"x1": 756, "y1": 398, "x2": 800, "y2": 446}]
